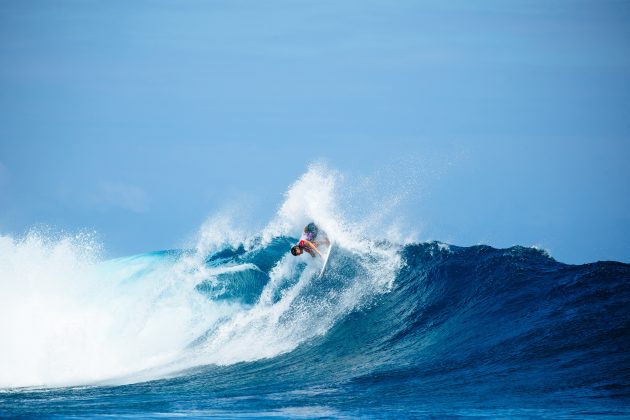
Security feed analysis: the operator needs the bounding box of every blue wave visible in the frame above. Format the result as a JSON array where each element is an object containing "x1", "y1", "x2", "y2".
[{"x1": 2, "y1": 240, "x2": 629, "y2": 417}]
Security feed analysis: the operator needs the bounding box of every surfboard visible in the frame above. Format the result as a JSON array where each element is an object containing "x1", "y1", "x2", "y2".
[{"x1": 319, "y1": 240, "x2": 334, "y2": 277}]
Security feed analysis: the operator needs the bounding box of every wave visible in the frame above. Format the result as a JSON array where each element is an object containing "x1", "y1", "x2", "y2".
[{"x1": 0, "y1": 165, "x2": 628, "y2": 409}]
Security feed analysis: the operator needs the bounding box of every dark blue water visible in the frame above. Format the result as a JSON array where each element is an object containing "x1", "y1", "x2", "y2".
[{"x1": 2, "y1": 241, "x2": 629, "y2": 418}]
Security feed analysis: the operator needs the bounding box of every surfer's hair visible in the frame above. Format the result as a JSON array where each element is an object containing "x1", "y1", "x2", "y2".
[{"x1": 291, "y1": 245, "x2": 301, "y2": 256}]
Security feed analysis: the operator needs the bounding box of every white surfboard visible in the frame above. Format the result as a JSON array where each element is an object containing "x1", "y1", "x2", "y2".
[{"x1": 319, "y1": 240, "x2": 334, "y2": 277}]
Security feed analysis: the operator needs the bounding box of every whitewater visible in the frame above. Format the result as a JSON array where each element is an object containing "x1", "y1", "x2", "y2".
[
  {"x1": 0, "y1": 165, "x2": 401, "y2": 387},
  {"x1": 1, "y1": 165, "x2": 629, "y2": 418}
]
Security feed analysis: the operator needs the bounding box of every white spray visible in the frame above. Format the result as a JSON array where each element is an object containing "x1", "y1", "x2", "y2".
[{"x1": 0, "y1": 163, "x2": 408, "y2": 388}]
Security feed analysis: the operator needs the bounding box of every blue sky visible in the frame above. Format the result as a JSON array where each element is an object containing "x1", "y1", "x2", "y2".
[{"x1": 1, "y1": 1, "x2": 629, "y2": 263}]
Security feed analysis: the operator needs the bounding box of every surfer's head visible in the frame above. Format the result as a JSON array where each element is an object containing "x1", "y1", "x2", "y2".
[
  {"x1": 304, "y1": 222, "x2": 318, "y2": 236},
  {"x1": 291, "y1": 245, "x2": 303, "y2": 256}
]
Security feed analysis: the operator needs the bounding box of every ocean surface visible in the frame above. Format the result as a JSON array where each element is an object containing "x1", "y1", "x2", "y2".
[{"x1": 1, "y1": 169, "x2": 629, "y2": 418}]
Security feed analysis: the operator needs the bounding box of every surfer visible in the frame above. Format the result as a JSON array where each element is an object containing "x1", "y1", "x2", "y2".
[{"x1": 290, "y1": 222, "x2": 329, "y2": 258}]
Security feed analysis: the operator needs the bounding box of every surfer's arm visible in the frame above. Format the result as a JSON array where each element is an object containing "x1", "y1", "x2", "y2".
[{"x1": 302, "y1": 240, "x2": 323, "y2": 258}]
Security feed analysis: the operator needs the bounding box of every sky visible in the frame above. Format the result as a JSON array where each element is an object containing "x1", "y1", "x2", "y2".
[{"x1": 0, "y1": 0, "x2": 629, "y2": 264}]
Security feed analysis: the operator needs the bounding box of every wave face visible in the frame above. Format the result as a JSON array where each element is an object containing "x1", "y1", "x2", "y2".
[{"x1": 1, "y1": 166, "x2": 629, "y2": 417}]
